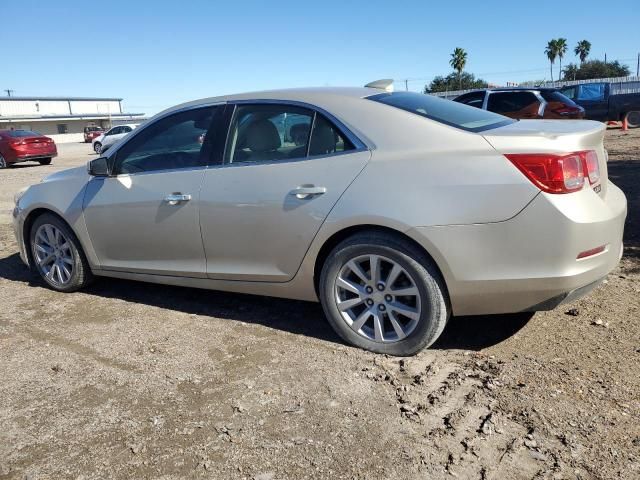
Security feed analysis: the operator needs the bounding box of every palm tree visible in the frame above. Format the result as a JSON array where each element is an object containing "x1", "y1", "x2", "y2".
[
  {"x1": 449, "y1": 48, "x2": 467, "y2": 89},
  {"x1": 574, "y1": 40, "x2": 591, "y2": 63},
  {"x1": 545, "y1": 40, "x2": 558, "y2": 81},
  {"x1": 556, "y1": 38, "x2": 568, "y2": 81}
]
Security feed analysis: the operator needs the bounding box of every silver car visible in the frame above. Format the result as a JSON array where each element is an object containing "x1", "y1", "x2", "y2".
[{"x1": 12, "y1": 84, "x2": 627, "y2": 355}]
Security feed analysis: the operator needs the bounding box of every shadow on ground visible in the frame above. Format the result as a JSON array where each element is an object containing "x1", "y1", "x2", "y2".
[{"x1": 0, "y1": 251, "x2": 532, "y2": 351}]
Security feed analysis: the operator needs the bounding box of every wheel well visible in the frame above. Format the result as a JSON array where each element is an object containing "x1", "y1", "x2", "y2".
[
  {"x1": 22, "y1": 208, "x2": 70, "y2": 267},
  {"x1": 312, "y1": 224, "x2": 448, "y2": 297}
]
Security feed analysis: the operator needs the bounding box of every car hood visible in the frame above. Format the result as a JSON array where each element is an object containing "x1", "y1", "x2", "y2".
[
  {"x1": 42, "y1": 166, "x2": 89, "y2": 184},
  {"x1": 94, "y1": 134, "x2": 105, "y2": 142}
]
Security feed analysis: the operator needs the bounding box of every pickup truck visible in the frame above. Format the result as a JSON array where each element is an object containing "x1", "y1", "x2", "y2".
[{"x1": 559, "y1": 82, "x2": 640, "y2": 128}]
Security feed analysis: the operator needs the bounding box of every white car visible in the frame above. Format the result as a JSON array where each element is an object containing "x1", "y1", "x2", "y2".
[{"x1": 92, "y1": 124, "x2": 138, "y2": 154}]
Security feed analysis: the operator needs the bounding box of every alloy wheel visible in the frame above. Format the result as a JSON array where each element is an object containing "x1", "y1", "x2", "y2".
[
  {"x1": 94, "y1": 143, "x2": 102, "y2": 154},
  {"x1": 0, "y1": 154, "x2": 6, "y2": 169},
  {"x1": 334, "y1": 254, "x2": 422, "y2": 343},
  {"x1": 33, "y1": 224, "x2": 75, "y2": 287}
]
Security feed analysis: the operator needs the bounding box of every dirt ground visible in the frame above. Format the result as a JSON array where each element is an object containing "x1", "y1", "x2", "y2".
[{"x1": 0, "y1": 129, "x2": 638, "y2": 480}]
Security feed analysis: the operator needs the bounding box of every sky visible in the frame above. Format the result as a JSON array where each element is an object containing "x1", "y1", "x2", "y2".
[{"x1": 2, "y1": 0, "x2": 639, "y2": 116}]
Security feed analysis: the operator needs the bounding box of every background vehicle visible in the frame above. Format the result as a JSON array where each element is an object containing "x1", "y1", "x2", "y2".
[
  {"x1": 13, "y1": 86, "x2": 626, "y2": 355},
  {"x1": 83, "y1": 126, "x2": 104, "y2": 143},
  {"x1": 454, "y1": 88, "x2": 585, "y2": 119},
  {"x1": 559, "y1": 82, "x2": 640, "y2": 127},
  {"x1": 92, "y1": 124, "x2": 138, "y2": 154},
  {"x1": 0, "y1": 129, "x2": 57, "y2": 168}
]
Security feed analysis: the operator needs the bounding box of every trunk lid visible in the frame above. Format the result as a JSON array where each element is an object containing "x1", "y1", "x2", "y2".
[{"x1": 482, "y1": 119, "x2": 608, "y2": 196}]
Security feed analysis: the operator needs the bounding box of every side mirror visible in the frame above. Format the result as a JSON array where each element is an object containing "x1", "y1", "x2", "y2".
[{"x1": 88, "y1": 157, "x2": 110, "y2": 177}]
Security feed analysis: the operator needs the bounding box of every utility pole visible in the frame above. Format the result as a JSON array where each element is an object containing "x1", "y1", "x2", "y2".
[
  {"x1": 404, "y1": 79, "x2": 408, "y2": 91},
  {"x1": 637, "y1": 52, "x2": 639, "y2": 77},
  {"x1": 604, "y1": 53, "x2": 607, "y2": 64},
  {"x1": 4, "y1": 89, "x2": 14, "y2": 97}
]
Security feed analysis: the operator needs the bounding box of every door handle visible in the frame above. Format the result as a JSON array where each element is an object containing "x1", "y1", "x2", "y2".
[
  {"x1": 164, "y1": 193, "x2": 192, "y2": 205},
  {"x1": 290, "y1": 185, "x2": 327, "y2": 199}
]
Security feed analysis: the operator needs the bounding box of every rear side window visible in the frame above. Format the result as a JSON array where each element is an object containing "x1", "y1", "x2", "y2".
[
  {"x1": 487, "y1": 92, "x2": 540, "y2": 114},
  {"x1": 225, "y1": 104, "x2": 355, "y2": 164},
  {"x1": 540, "y1": 91, "x2": 578, "y2": 106},
  {"x1": 368, "y1": 92, "x2": 513, "y2": 132},
  {"x1": 309, "y1": 114, "x2": 354, "y2": 156},
  {"x1": 454, "y1": 91, "x2": 485, "y2": 109}
]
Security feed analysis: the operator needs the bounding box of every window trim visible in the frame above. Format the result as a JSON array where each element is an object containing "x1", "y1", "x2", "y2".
[{"x1": 103, "y1": 99, "x2": 368, "y2": 174}]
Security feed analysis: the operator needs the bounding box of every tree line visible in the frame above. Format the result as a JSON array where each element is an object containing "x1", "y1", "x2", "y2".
[{"x1": 425, "y1": 41, "x2": 631, "y2": 93}]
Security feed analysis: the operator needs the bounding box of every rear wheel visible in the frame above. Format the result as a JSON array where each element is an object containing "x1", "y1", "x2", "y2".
[
  {"x1": 0, "y1": 154, "x2": 6, "y2": 169},
  {"x1": 94, "y1": 142, "x2": 102, "y2": 154},
  {"x1": 625, "y1": 111, "x2": 640, "y2": 128},
  {"x1": 38, "y1": 157, "x2": 52, "y2": 165},
  {"x1": 319, "y1": 232, "x2": 450, "y2": 356},
  {"x1": 30, "y1": 214, "x2": 93, "y2": 292}
]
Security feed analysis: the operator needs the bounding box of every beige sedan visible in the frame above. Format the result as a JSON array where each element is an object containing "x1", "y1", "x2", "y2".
[{"x1": 12, "y1": 83, "x2": 627, "y2": 355}]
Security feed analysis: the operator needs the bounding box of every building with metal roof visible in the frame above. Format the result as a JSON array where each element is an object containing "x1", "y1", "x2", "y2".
[{"x1": 0, "y1": 96, "x2": 145, "y2": 143}]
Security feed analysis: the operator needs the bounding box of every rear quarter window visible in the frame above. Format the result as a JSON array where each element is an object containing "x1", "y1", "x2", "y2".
[{"x1": 368, "y1": 92, "x2": 513, "y2": 132}]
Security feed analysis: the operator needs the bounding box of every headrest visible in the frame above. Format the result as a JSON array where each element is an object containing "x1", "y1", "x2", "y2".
[
  {"x1": 310, "y1": 123, "x2": 336, "y2": 155},
  {"x1": 245, "y1": 120, "x2": 281, "y2": 152}
]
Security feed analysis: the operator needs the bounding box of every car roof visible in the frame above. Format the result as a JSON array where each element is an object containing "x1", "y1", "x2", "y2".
[
  {"x1": 161, "y1": 87, "x2": 381, "y2": 116},
  {"x1": 461, "y1": 87, "x2": 559, "y2": 94}
]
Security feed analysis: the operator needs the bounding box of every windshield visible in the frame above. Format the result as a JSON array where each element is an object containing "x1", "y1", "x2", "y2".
[{"x1": 368, "y1": 91, "x2": 514, "y2": 132}]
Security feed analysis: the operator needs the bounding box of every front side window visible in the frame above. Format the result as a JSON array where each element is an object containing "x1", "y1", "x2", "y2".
[
  {"x1": 225, "y1": 105, "x2": 313, "y2": 163},
  {"x1": 113, "y1": 106, "x2": 219, "y2": 174},
  {"x1": 368, "y1": 92, "x2": 513, "y2": 132}
]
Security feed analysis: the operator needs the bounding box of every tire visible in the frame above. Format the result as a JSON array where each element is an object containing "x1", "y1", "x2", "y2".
[
  {"x1": 625, "y1": 111, "x2": 640, "y2": 129},
  {"x1": 38, "y1": 157, "x2": 52, "y2": 165},
  {"x1": 0, "y1": 154, "x2": 7, "y2": 169},
  {"x1": 29, "y1": 213, "x2": 93, "y2": 292},
  {"x1": 93, "y1": 142, "x2": 102, "y2": 154},
  {"x1": 319, "y1": 232, "x2": 450, "y2": 356}
]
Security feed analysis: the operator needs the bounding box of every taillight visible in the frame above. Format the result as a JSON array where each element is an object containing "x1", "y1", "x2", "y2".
[
  {"x1": 584, "y1": 150, "x2": 600, "y2": 184},
  {"x1": 505, "y1": 150, "x2": 600, "y2": 194},
  {"x1": 9, "y1": 140, "x2": 25, "y2": 147},
  {"x1": 505, "y1": 153, "x2": 584, "y2": 193}
]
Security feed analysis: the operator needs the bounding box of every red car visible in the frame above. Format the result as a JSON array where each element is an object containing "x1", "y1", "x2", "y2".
[
  {"x1": 84, "y1": 126, "x2": 104, "y2": 143},
  {"x1": 0, "y1": 129, "x2": 57, "y2": 168}
]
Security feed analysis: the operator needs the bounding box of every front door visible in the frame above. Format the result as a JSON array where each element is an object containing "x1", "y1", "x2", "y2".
[
  {"x1": 200, "y1": 103, "x2": 370, "y2": 282},
  {"x1": 83, "y1": 105, "x2": 224, "y2": 277}
]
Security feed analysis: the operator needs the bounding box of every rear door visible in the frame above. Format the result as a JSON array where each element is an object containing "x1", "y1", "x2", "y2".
[{"x1": 200, "y1": 102, "x2": 370, "y2": 282}]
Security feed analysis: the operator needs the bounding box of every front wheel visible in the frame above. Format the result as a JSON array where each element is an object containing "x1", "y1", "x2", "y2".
[
  {"x1": 38, "y1": 157, "x2": 52, "y2": 165},
  {"x1": 319, "y1": 232, "x2": 450, "y2": 356},
  {"x1": 625, "y1": 111, "x2": 640, "y2": 129},
  {"x1": 93, "y1": 142, "x2": 102, "y2": 154},
  {"x1": 30, "y1": 213, "x2": 93, "y2": 292}
]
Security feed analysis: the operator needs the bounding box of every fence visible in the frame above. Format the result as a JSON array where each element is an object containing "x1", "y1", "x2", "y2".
[{"x1": 430, "y1": 75, "x2": 640, "y2": 99}]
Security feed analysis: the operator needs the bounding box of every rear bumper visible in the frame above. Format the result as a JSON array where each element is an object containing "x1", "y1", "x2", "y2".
[
  {"x1": 408, "y1": 181, "x2": 627, "y2": 315},
  {"x1": 11, "y1": 151, "x2": 57, "y2": 163}
]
